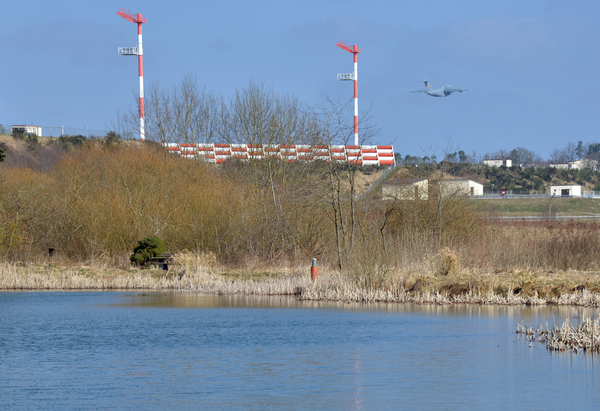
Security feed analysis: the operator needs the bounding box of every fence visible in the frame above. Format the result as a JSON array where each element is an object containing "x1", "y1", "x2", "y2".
[
  {"x1": 0, "y1": 124, "x2": 114, "y2": 138},
  {"x1": 361, "y1": 162, "x2": 399, "y2": 197},
  {"x1": 473, "y1": 192, "x2": 600, "y2": 199}
]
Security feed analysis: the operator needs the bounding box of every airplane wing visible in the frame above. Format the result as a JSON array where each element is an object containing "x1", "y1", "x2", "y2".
[{"x1": 408, "y1": 90, "x2": 428, "y2": 93}]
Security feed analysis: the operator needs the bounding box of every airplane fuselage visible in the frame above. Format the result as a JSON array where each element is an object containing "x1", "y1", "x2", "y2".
[
  {"x1": 426, "y1": 86, "x2": 462, "y2": 97},
  {"x1": 409, "y1": 80, "x2": 468, "y2": 97}
]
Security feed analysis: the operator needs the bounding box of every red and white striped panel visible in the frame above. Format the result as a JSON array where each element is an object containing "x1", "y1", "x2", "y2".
[
  {"x1": 297, "y1": 155, "x2": 314, "y2": 161},
  {"x1": 377, "y1": 145, "x2": 394, "y2": 155},
  {"x1": 162, "y1": 143, "x2": 395, "y2": 166}
]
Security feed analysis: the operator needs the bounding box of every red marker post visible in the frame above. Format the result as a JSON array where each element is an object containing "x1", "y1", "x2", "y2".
[{"x1": 311, "y1": 258, "x2": 319, "y2": 282}]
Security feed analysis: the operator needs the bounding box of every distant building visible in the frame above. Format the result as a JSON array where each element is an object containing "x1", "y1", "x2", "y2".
[
  {"x1": 439, "y1": 179, "x2": 484, "y2": 197},
  {"x1": 382, "y1": 178, "x2": 428, "y2": 200},
  {"x1": 483, "y1": 159, "x2": 512, "y2": 167},
  {"x1": 550, "y1": 185, "x2": 582, "y2": 197},
  {"x1": 554, "y1": 159, "x2": 599, "y2": 171},
  {"x1": 548, "y1": 163, "x2": 569, "y2": 170},
  {"x1": 11, "y1": 125, "x2": 42, "y2": 137},
  {"x1": 382, "y1": 178, "x2": 483, "y2": 199},
  {"x1": 548, "y1": 160, "x2": 599, "y2": 170}
]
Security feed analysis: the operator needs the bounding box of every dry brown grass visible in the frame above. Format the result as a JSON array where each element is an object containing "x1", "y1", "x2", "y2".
[
  {"x1": 4, "y1": 261, "x2": 600, "y2": 306},
  {"x1": 5, "y1": 142, "x2": 600, "y2": 294},
  {"x1": 435, "y1": 247, "x2": 459, "y2": 277}
]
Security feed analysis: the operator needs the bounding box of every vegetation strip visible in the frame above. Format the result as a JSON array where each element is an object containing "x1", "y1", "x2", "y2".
[
  {"x1": 4, "y1": 263, "x2": 600, "y2": 307},
  {"x1": 5, "y1": 134, "x2": 600, "y2": 290},
  {"x1": 517, "y1": 316, "x2": 600, "y2": 353}
]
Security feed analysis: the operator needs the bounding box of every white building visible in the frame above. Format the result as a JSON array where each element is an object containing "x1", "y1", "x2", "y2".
[
  {"x1": 382, "y1": 178, "x2": 428, "y2": 200},
  {"x1": 484, "y1": 159, "x2": 512, "y2": 167},
  {"x1": 548, "y1": 160, "x2": 598, "y2": 170},
  {"x1": 439, "y1": 179, "x2": 484, "y2": 197},
  {"x1": 382, "y1": 178, "x2": 483, "y2": 199},
  {"x1": 548, "y1": 163, "x2": 569, "y2": 170},
  {"x1": 11, "y1": 125, "x2": 42, "y2": 137},
  {"x1": 557, "y1": 159, "x2": 598, "y2": 171},
  {"x1": 550, "y1": 185, "x2": 582, "y2": 197}
]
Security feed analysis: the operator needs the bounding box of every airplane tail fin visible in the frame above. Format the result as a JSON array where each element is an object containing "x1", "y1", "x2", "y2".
[{"x1": 423, "y1": 79, "x2": 430, "y2": 88}]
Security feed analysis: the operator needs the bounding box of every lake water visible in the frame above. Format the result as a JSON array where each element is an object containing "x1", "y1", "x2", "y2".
[{"x1": 1, "y1": 292, "x2": 599, "y2": 410}]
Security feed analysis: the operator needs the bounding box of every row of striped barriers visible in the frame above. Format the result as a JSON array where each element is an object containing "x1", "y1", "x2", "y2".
[{"x1": 163, "y1": 143, "x2": 396, "y2": 166}]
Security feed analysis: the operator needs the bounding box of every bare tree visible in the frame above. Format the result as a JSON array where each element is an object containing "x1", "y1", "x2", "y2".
[
  {"x1": 509, "y1": 147, "x2": 540, "y2": 165},
  {"x1": 117, "y1": 73, "x2": 223, "y2": 146},
  {"x1": 563, "y1": 142, "x2": 578, "y2": 163},
  {"x1": 549, "y1": 148, "x2": 568, "y2": 163},
  {"x1": 310, "y1": 96, "x2": 379, "y2": 269}
]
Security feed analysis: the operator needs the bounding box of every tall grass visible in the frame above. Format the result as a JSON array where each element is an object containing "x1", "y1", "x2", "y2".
[
  {"x1": 3, "y1": 143, "x2": 600, "y2": 283},
  {"x1": 5, "y1": 261, "x2": 600, "y2": 307}
]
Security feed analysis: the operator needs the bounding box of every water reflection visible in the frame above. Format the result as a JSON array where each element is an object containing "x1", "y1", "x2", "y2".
[
  {"x1": 116, "y1": 291, "x2": 600, "y2": 321},
  {"x1": 2, "y1": 291, "x2": 600, "y2": 410}
]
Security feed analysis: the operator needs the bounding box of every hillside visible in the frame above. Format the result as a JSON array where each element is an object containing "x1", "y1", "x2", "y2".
[
  {"x1": 0, "y1": 133, "x2": 138, "y2": 171},
  {"x1": 0, "y1": 134, "x2": 387, "y2": 192},
  {"x1": 390, "y1": 162, "x2": 600, "y2": 194}
]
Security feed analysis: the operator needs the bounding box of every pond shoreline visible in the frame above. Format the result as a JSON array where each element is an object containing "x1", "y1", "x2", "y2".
[{"x1": 3, "y1": 263, "x2": 600, "y2": 307}]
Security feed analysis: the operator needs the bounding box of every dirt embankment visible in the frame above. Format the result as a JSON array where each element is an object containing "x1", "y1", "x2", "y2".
[{"x1": 0, "y1": 134, "x2": 387, "y2": 193}]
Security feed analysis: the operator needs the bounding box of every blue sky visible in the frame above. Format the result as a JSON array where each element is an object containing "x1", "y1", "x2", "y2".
[{"x1": 2, "y1": 0, "x2": 599, "y2": 159}]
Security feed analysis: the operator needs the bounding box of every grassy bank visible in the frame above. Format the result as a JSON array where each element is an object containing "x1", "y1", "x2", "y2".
[
  {"x1": 471, "y1": 197, "x2": 600, "y2": 217},
  {"x1": 4, "y1": 261, "x2": 600, "y2": 307}
]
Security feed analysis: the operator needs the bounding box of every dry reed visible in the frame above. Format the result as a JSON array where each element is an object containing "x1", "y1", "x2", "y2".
[
  {"x1": 517, "y1": 315, "x2": 600, "y2": 353},
  {"x1": 3, "y1": 262, "x2": 600, "y2": 307}
]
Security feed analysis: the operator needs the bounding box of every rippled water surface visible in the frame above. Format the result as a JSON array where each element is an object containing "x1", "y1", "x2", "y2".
[{"x1": 1, "y1": 292, "x2": 600, "y2": 410}]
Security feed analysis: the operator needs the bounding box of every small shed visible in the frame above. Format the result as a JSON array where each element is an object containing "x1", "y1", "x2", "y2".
[
  {"x1": 382, "y1": 178, "x2": 428, "y2": 200},
  {"x1": 12, "y1": 125, "x2": 42, "y2": 137},
  {"x1": 483, "y1": 159, "x2": 512, "y2": 168},
  {"x1": 550, "y1": 185, "x2": 581, "y2": 197},
  {"x1": 439, "y1": 179, "x2": 484, "y2": 197}
]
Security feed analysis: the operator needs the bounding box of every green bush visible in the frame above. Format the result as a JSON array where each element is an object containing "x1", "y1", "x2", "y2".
[
  {"x1": 104, "y1": 131, "x2": 121, "y2": 146},
  {"x1": 130, "y1": 236, "x2": 165, "y2": 267},
  {"x1": 57, "y1": 135, "x2": 87, "y2": 150}
]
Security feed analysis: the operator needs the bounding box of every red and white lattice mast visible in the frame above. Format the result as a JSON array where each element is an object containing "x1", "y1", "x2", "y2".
[
  {"x1": 117, "y1": 9, "x2": 147, "y2": 141},
  {"x1": 336, "y1": 42, "x2": 361, "y2": 146}
]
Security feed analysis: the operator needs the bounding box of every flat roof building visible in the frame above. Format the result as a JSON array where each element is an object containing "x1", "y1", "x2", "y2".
[
  {"x1": 483, "y1": 159, "x2": 512, "y2": 168},
  {"x1": 11, "y1": 125, "x2": 42, "y2": 137},
  {"x1": 382, "y1": 178, "x2": 428, "y2": 200},
  {"x1": 550, "y1": 185, "x2": 581, "y2": 197}
]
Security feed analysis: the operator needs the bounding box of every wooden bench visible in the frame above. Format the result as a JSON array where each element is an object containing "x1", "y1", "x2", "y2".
[{"x1": 149, "y1": 253, "x2": 174, "y2": 271}]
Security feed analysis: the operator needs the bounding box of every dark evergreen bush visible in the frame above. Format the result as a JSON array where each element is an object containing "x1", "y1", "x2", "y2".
[{"x1": 130, "y1": 236, "x2": 166, "y2": 267}]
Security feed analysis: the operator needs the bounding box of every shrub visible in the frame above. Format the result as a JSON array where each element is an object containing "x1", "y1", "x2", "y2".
[
  {"x1": 11, "y1": 128, "x2": 27, "y2": 140},
  {"x1": 130, "y1": 236, "x2": 166, "y2": 267},
  {"x1": 436, "y1": 247, "x2": 459, "y2": 276},
  {"x1": 104, "y1": 131, "x2": 121, "y2": 146},
  {"x1": 57, "y1": 135, "x2": 87, "y2": 150}
]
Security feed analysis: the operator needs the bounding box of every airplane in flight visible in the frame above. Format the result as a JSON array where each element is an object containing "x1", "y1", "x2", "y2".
[{"x1": 409, "y1": 80, "x2": 468, "y2": 97}]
